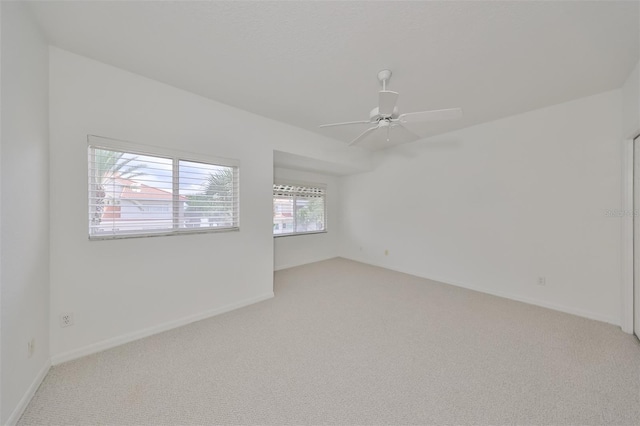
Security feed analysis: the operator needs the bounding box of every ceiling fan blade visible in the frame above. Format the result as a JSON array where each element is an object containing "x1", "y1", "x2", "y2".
[
  {"x1": 347, "y1": 126, "x2": 379, "y2": 146},
  {"x1": 399, "y1": 107, "x2": 463, "y2": 123},
  {"x1": 363, "y1": 124, "x2": 420, "y2": 150},
  {"x1": 396, "y1": 123, "x2": 420, "y2": 140},
  {"x1": 378, "y1": 91, "x2": 399, "y2": 116},
  {"x1": 387, "y1": 124, "x2": 420, "y2": 144},
  {"x1": 319, "y1": 120, "x2": 371, "y2": 128}
]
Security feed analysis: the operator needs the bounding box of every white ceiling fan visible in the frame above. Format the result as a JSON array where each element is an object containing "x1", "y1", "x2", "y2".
[{"x1": 319, "y1": 70, "x2": 463, "y2": 146}]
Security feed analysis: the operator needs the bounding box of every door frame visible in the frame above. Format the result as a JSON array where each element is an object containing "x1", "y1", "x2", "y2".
[{"x1": 621, "y1": 137, "x2": 634, "y2": 334}]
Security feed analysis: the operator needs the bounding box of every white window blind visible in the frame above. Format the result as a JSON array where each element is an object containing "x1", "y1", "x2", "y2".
[
  {"x1": 88, "y1": 139, "x2": 239, "y2": 239},
  {"x1": 273, "y1": 183, "x2": 326, "y2": 236}
]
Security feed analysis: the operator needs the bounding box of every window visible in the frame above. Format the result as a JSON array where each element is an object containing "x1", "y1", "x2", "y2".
[
  {"x1": 273, "y1": 183, "x2": 326, "y2": 236},
  {"x1": 88, "y1": 136, "x2": 239, "y2": 239}
]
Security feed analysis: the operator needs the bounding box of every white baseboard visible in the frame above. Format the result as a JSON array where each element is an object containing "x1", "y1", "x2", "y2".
[
  {"x1": 5, "y1": 359, "x2": 51, "y2": 426},
  {"x1": 340, "y1": 256, "x2": 619, "y2": 326},
  {"x1": 274, "y1": 255, "x2": 339, "y2": 271},
  {"x1": 51, "y1": 292, "x2": 274, "y2": 365}
]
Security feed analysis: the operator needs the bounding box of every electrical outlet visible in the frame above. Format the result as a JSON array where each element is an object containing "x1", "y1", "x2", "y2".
[
  {"x1": 384, "y1": 249, "x2": 389, "y2": 256},
  {"x1": 537, "y1": 277, "x2": 546, "y2": 286},
  {"x1": 27, "y1": 338, "x2": 35, "y2": 358},
  {"x1": 59, "y1": 313, "x2": 74, "y2": 327}
]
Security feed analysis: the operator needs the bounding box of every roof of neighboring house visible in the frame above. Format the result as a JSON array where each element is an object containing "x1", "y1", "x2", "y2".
[
  {"x1": 274, "y1": 213, "x2": 293, "y2": 219},
  {"x1": 105, "y1": 177, "x2": 188, "y2": 201}
]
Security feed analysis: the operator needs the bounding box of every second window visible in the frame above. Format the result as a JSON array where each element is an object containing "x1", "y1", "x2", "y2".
[{"x1": 273, "y1": 183, "x2": 326, "y2": 236}]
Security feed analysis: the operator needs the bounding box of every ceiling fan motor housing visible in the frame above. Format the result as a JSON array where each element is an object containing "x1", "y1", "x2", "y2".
[{"x1": 369, "y1": 106, "x2": 399, "y2": 121}]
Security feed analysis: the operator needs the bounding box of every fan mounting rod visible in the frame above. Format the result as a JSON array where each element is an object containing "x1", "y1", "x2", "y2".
[{"x1": 378, "y1": 69, "x2": 392, "y2": 91}]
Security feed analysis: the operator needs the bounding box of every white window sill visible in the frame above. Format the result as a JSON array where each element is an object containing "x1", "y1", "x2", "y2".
[{"x1": 273, "y1": 230, "x2": 327, "y2": 238}]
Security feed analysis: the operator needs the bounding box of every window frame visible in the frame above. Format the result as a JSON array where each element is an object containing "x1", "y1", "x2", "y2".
[
  {"x1": 88, "y1": 135, "x2": 240, "y2": 240},
  {"x1": 273, "y1": 180, "x2": 327, "y2": 238}
]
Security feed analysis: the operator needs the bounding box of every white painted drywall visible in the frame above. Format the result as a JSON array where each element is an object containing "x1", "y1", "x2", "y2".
[
  {"x1": 28, "y1": 1, "x2": 640, "y2": 146},
  {"x1": 48, "y1": 48, "x2": 370, "y2": 361},
  {"x1": 622, "y1": 61, "x2": 640, "y2": 139},
  {"x1": 339, "y1": 90, "x2": 623, "y2": 324},
  {"x1": 1, "y1": 2, "x2": 50, "y2": 423},
  {"x1": 273, "y1": 168, "x2": 340, "y2": 271}
]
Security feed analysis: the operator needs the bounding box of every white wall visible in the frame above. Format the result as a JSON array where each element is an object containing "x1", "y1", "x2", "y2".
[
  {"x1": 1, "y1": 2, "x2": 50, "y2": 423},
  {"x1": 273, "y1": 168, "x2": 340, "y2": 270},
  {"x1": 622, "y1": 61, "x2": 639, "y2": 139},
  {"x1": 48, "y1": 48, "x2": 370, "y2": 363},
  {"x1": 340, "y1": 90, "x2": 623, "y2": 324}
]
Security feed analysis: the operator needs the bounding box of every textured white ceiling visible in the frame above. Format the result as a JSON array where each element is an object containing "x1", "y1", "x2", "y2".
[
  {"x1": 273, "y1": 151, "x2": 363, "y2": 176},
  {"x1": 29, "y1": 1, "x2": 639, "y2": 149}
]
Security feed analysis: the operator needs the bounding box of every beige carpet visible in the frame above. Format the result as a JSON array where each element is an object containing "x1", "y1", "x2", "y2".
[{"x1": 19, "y1": 258, "x2": 640, "y2": 425}]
